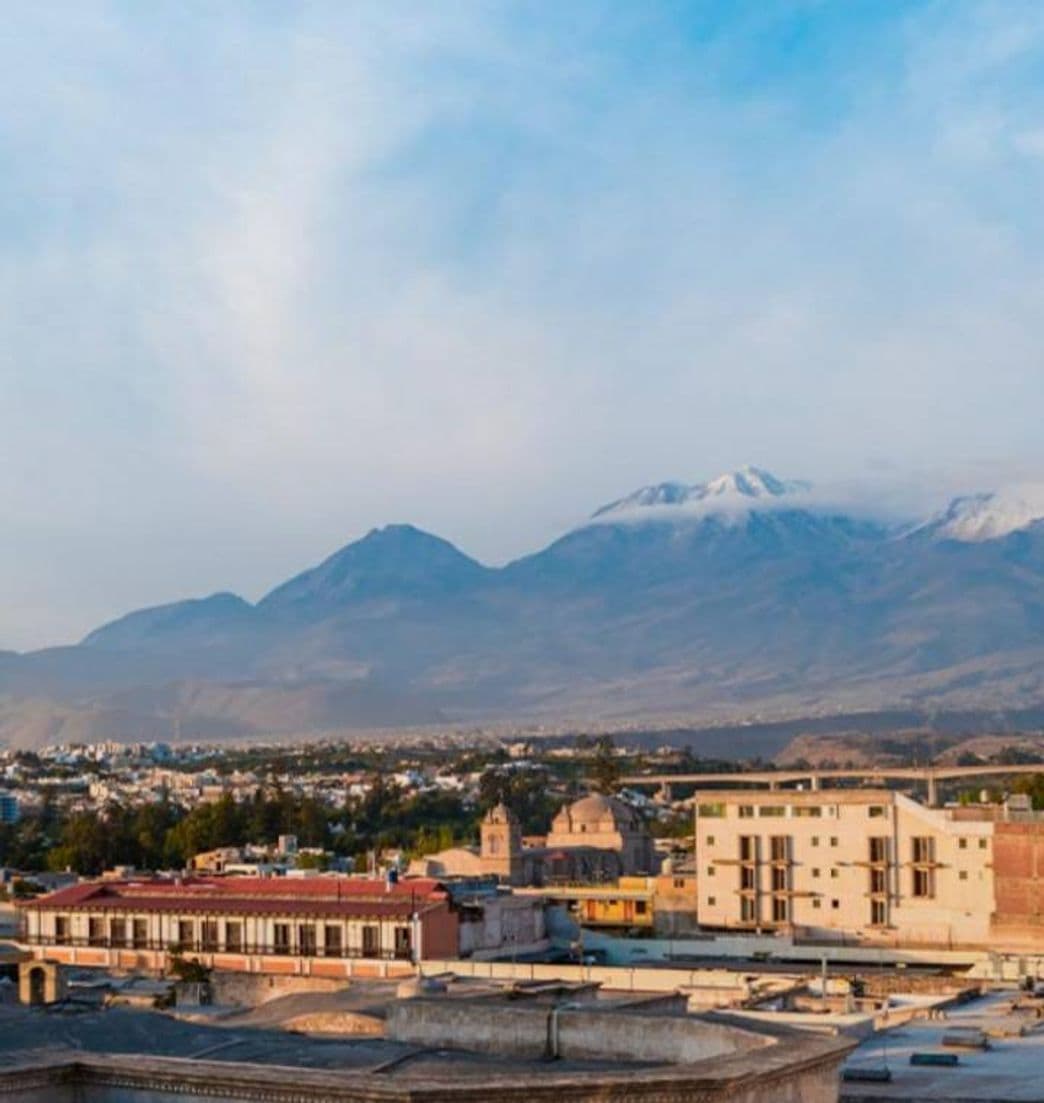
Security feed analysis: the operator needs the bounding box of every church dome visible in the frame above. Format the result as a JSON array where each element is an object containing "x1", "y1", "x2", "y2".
[
  {"x1": 553, "y1": 792, "x2": 637, "y2": 833},
  {"x1": 569, "y1": 793, "x2": 616, "y2": 824}
]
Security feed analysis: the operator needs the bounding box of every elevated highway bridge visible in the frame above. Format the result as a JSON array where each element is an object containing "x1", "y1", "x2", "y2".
[{"x1": 619, "y1": 763, "x2": 1044, "y2": 808}]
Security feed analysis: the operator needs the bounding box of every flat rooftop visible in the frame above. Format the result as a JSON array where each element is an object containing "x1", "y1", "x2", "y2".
[{"x1": 841, "y1": 990, "x2": 1044, "y2": 1101}]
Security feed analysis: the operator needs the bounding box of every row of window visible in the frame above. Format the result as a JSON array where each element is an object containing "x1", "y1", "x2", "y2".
[
  {"x1": 704, "y1": 832, "x2": 988, "y2": 854},
  {"x1": 49, "y1": 916, "x2": 411, "y2": 958}
]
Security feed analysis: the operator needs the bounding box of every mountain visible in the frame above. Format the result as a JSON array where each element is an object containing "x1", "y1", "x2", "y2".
[
  {"x1": 259, "y1": 524, "x2": 489, "y2": 615},
  {"x1": 592, "y1": 464, "x2": 811, "y2": 521},
  {"x1": 6, "y1": 467, "x2": 1044, "y2": 748},
  {"x1": 918, "y1": 487, "x2": 1044, "y2": 544},
  {"x1": 83, "y1": 592, "x2": 257, "y2": 652}
]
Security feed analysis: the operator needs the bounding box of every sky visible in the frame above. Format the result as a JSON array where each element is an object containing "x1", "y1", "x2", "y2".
[{"x1": 3, "y1": 0, "x2": 1044, "y2": 649}]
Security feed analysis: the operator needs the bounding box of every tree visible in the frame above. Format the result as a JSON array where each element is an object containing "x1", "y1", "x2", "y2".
[{"x1": 591, "y1": 736, "x2": 621, "y2": 795}]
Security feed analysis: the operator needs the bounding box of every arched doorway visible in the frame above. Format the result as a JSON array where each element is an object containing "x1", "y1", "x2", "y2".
[{"x1": 28, "y1": 966, "x2": 46, "y2": 1005}]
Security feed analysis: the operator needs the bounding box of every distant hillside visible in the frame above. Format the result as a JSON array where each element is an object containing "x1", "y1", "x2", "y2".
[{"x1": 6, "y1": 466, "x2": 1044, "y2": 748}]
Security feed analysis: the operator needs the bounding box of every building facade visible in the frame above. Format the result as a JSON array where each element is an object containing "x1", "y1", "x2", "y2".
[
  {"x1": 410, "y1": 796, "x2": 658, "y2": 887},
  {"x1": 18, "y1": 876, "x2": 463, "y2": 977},
  {"x1": 695, "y1": 789, "x2": 996, "y2": 947}
]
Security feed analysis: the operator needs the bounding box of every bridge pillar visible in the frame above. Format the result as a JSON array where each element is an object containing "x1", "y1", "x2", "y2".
[
  {"x1": 810, "y1": 775, "x2": 821, "y2": 791},
  {"x1": 658, "y1": 782, "x2": 673, "y2": 804},
  {"x1": 926, "y1": 774, "x2": 939, "y2": 808}
]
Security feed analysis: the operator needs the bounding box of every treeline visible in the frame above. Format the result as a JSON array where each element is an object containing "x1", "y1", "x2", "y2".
[{"x1": 0, "y1": 779, "x2": 480, "y2": 876}]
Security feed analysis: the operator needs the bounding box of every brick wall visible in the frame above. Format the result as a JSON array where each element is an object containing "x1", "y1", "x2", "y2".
[{"x1": 992, "y1": 823, "x2": 1044, "y2": 928}]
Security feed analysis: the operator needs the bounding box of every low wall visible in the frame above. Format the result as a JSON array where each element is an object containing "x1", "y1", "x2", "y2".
[
  {"x1": 209, "y1": 972, "x2": 349, "y2": 1007},
  {"x1": 386, "y1": 998, "x2": 773, "y2": 1065},
  {"x1": 0, "y1": 1039, "x2": 854, "y2": 1102}
]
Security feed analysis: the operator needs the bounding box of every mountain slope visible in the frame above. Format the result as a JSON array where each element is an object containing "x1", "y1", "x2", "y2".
[
  {"x1": 260, "y1": 524, "x2": 490, "y2": 616},
  {"x1": 5, "y1": 467, "x2": 1044, "y2": 746}
]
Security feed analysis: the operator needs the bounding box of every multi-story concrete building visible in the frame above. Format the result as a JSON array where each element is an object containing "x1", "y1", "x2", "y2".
[{"x1": 695, "y1": 789, "x2": 996, "y2": 947}]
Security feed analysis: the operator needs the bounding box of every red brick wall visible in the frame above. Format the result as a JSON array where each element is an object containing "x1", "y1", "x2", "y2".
[{"x1": 992, "y1": 823, "x2": 1044, "y2": 926}]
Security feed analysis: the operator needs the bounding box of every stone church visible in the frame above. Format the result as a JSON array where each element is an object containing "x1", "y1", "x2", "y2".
[{"x1": 409, "y1": 793, "x2": 658, "y2": 886}]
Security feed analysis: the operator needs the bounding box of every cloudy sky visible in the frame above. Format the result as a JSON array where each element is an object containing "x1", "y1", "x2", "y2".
[{"x1": 3, "y1": 1, "x2": 1044, "y2": 649}]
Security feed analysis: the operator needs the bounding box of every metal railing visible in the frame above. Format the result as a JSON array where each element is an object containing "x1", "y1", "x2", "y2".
[{"x1": 22, "y1": 935, "x2": 412, "y2": 960}]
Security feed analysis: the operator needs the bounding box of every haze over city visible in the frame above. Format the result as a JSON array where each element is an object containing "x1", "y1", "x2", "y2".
[{"x1": 4, "y1": 2, "x2": 1044, "y2": 649}]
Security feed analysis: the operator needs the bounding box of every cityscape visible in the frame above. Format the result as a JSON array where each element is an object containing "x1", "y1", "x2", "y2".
[{"x1": 4, "y1": 3, "x2": 1044, "y2": 1102}]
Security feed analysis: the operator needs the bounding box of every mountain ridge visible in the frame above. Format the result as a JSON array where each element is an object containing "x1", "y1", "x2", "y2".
[{"x1": 6, "y1": 466, "x2": 1044, "y2": 748}]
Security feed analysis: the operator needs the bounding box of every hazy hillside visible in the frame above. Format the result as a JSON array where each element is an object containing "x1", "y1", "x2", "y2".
[{"x1": 5, "y1": 467, "x2": 1044, "y2": 748}]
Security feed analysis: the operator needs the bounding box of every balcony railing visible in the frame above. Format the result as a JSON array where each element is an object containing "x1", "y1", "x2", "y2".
[{"x1": 23, "y1": 935, "x2": 412, "y2": 961}]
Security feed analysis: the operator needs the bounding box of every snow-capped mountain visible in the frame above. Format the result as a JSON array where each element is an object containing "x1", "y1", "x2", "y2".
[
  {"x1": 924, "y1": 486, "x2": 1044, "y2": 543},
  {"x1": 591, "y1": 465, "x2": 813, "y2": 523},
  {"x1": 5, "y1": 466, "x2": 1044, "y2": 747}
]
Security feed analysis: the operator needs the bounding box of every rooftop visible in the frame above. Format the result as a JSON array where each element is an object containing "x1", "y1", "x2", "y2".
[{"x1": 21, "y1": 876, "x2": 451, "y2": 918}]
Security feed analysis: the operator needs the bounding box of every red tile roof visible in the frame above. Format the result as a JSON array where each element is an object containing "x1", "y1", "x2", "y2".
[{"x1": 22, "y1": 876, "x2": 451, "y2": 919}]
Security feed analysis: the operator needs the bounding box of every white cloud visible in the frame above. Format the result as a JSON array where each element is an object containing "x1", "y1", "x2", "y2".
[{"x1": 2, "y1": 2, "x2": 1044, "y2": 647}]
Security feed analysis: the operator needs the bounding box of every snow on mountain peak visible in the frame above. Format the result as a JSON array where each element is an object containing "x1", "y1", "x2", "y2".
[
  {"x1": 931, "y1": 485, "x2": 1044, "y2": 543},
  {"x1": 591, "y1": 466, "x2": 812, "y2": 523}
]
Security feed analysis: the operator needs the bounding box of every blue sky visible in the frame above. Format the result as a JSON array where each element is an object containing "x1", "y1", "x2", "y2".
[{"x1": 3, "y1": 1, "x2": 1044, "y2": 648}]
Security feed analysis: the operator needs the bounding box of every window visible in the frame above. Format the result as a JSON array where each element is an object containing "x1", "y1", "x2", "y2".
[
  {"x1": 707, "y1": 896, "x2": 716, "y2": 907},
  {"x1": 739, "y1": 805, "x2": 755, "y2": 818},
  {"x1": 706, "y1": 835, "x2": 716, "y2": 847},
  {"x1": 698, "y1": 803, "x2": 725, "y2": 818},
  {"x1": 812, "y1": 898, "x2": 821, "y2": 909},
  {"x1": 871, "y1": 899, "x2": 888, "y2": 926},
  {"x1": 362, "y1": 924, "x2": 380, "y2": 957},
  {"x1": 88, "y1": 917, "x2": 106, "y2": 947},
  {"x1": 324, "y1": 925, "x2": 343, "y2": 957},
  {"x1": 132, "y1": 918, "x2": 148, "y2": 949},
  {"x1": 741, "y1": 865, "x2": 757, "y2": 891},
  {"x1": 225, "y1": 922, "x2": 243, "y2": 952},
  {"x1": 829, "y1": 837, "x2": 839, "y2": 847},
  {"x1": 770, "y1": 835, "x2": 789, "y2": 862},
  {"x1": 831, "y1": 899, "x2": 840, "y2": 909},
  {"x1": 739, "y1": 836, "x2": 756, "y2": 862},
  {"x1": 201, "y1": 921, "x2": 219, "y2": 951},
  {"x1": 394, "y1": 926, "x2": 412, "y2": 959},
  {"x1": 673, "y1": 878, "x2": 685, "y2": 889},
  {"x1": 811, "y1": 836, "x2": 820, "y2": 847},
  {"x1": 55, "y1": 916, "x2": 69, "y2": 945},
  {"x1": 912, "y1": 868, "x2": 935, "y2": 899},
  {"x1": 830, "y1": 868, "x2": 839, "y2": 879},
  {"x1": 740, "y1": 897, "x2": 756, "y2": 922},
  {"x1": 707, "y1": 866, "x2": 715, "y2": 877},
  {"x1": 177, "y1": 920, "x2": 195, "y2": 951},
  {"x1": 959, "y1": 838, "x2": 968, "y2": 850},
  {"x1": 273, "y1": 923, "x2": 291, "y2": 954},
  {"x1": 298, "y1": 924, "x2": 317, "y2": 957},
  {"x1": 870, "y1": 868, "x2": 887, "y2": 894},
  {"x1": 759, "y1": 806, "x2": 786, "y2": 818},
  {"x1": 109, "y1": 918, "x2": 127, "y2": 947},
  {"x1": 771, "y1": 866, "x2": 788, "y2": 892},
  {"x1": 635, "y1": 901, "x2": 647, "y2": 915},
  {"x1": 868, "y1": 806, "x2": 886, "y2": 818},
  {"x1": 869, "y1": 837, "x2": 889, "y2": 864},
  {"x1": 793, "y1": 806, "x2": 822, "y2": 818},
  {"x1": 812, "y1": 868, "x2": 821, "y2": 878},
  {"x1": 959, "y1": 871, "x2": 968, "y2": 881},
  {"x1": 911, "y1": 836, "x2": 934, "y2": 864},
  {"x1": 771, "y1": 897, "x2": 788, "y2": 923},
  {"x1": 979, "y1": 838, "x2": 988, "y2": 850}
]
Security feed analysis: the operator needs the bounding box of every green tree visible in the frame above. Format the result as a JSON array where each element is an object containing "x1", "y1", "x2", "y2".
[{"x1": 591, "y1": 735, "x2": 621, "y2": 795}]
